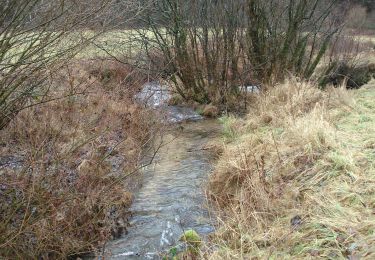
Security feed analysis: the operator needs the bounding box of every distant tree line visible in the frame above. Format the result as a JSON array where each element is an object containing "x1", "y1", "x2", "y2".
[{"x1": 349, "y1": 0, "x2": 375, "y2": 12}]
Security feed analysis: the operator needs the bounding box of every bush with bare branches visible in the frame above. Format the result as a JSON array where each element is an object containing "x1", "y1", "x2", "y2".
[
  {"x1": 137, "y1": 0, "x2": 345, "y2": 110},
  {"x1": 0, "y1": 60, "x2": 160, "y2": 258}
]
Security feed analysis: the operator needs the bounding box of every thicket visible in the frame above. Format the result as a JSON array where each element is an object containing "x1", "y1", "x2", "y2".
[
  {"x1": 0, "y1": 59, "x2": 161, "y2": 258},
  {"x1": 138, "y1": 0, "x2": 345, "y2": 109},
  {"x1": 0, "y1": 0, "x2": 160, "y2": 258},
  {"x1": 0, "y1": 0, "x2": 111, "y2": 130}
]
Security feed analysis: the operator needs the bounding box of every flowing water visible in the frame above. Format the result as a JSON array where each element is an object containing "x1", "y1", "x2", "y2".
[
  {"x1": 103, "y1": 120, "x2": 220, "y2": 259},
  {"x1": 100, "y1": 82, "x2": 220, "y2": 259}
]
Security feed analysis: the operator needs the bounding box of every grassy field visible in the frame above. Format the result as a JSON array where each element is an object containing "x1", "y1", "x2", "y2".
[
  {"x1": 4, "y1": 29, "x2": 374, "y2": 62},
  {"x1": 208, "y1": 79, "x2": 375, "y2": 259}
]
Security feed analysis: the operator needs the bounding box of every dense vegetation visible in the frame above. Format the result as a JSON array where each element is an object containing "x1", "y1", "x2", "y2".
[
  {"x1": 138, "y1": 0, "x2": 345, "y2": 109},
  {"x1": 208, "y1": 79, "x2": 375, "y2": 258},
  {"x1": 0, "y1": 1, "x2": 159, "y2": 258},
  {"x1": 0, "y1": 0, "x2": 374, "y2": 258}
]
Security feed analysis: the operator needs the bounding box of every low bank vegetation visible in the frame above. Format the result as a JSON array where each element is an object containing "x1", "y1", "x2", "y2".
[
  {"x1": 208, "y1": 78, "x2": 375, "y2": 258},
  {"x1": 0, "y1": 61, "x2": 160, "y2": 258},
  {"x1": 0, "y1": 1, "x2": 161, "y2": 257}
]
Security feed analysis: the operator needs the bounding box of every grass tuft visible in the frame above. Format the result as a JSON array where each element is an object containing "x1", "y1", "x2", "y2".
[{"x1": 208, "y1": 78, "x2": 375, "y2": 259}]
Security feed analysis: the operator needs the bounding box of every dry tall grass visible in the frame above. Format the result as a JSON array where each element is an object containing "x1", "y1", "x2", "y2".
[
  {"x1": 208, "y1": 78, "x2": 375, "y2": 259},
  {"x1": 0, "y1": 60, "x2": 159, "y2": 258}
]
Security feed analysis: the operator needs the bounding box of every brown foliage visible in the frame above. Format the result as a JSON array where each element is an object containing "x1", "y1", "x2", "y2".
[{"x1": 0, "y1": 60, "x2": 158, "y2": 258}]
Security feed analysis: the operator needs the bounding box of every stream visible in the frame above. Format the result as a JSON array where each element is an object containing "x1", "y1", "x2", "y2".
[{"x1": 101, "y1": 83, "x2": 221, "y2": 259}]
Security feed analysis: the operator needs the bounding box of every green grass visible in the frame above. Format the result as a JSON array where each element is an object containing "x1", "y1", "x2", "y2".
[{"x1": 218, "y1": 115, "x2": 242, "y2": 142}]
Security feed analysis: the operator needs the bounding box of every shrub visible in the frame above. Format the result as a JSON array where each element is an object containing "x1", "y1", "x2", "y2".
[
  {"x1": 319, "y1": 61, "x2": 375, "y2": 88},
  {"x1": 0, "y1": 61, "x2": 159, "y2": 258},
  {"x1": 0, "y1": 0, "x2": 109, "y2": 130},
  {"x1": 140, "y1": 0, "x2": 343, "y2": 108}
]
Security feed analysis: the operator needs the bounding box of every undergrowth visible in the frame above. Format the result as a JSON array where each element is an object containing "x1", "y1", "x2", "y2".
[
  {"x1": 208, "y1": 78, "x2": 375, "y2": 259},
  {"x1": 0, "y1": 60, "x2": 159, "y2": 259}
]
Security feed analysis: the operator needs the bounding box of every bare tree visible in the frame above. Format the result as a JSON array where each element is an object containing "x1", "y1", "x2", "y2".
[
  {"x1": 0, "y1": 0, "x2": 112, "y2": 129},
  {"x1": 246, "y1": 0, "x2": 345, "y2": 82},
  {"x1": 137, "y1": 0, "x2": 345, "y2": 109}
]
